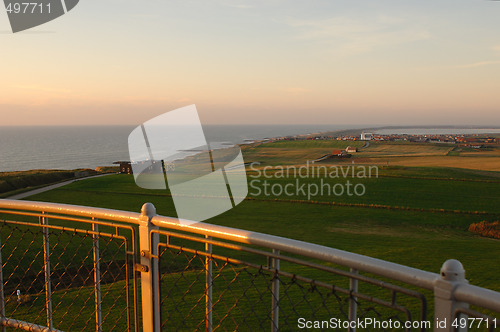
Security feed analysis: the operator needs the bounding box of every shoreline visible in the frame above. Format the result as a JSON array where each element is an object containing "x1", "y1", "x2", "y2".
[{"x1": 1, "y1": 126, "x2": 499, "y2": 173}]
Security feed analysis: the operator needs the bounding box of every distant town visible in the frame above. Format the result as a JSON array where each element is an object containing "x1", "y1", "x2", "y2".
[{"x1": 266, "y1": 131, "x2": 499, "y2": 150}]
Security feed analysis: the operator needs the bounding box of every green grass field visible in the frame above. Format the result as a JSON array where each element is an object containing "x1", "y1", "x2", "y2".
[
  {"x1": 18, "y1": 167, "x2": 500, "y2": 289},
  {"x1": 1, "y1": 139, "x2": 499, "y2": 329}
]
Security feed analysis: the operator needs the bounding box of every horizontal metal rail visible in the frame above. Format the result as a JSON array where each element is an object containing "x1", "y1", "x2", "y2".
[
  {"x1": 0, "y1": 200, "x2": 436, "y2": 289},
  {"x1": 150, "y1": 214, "x2": 439, "y2": 290},
  {"x1": 0, "y1": 317, "x2": 64, "y2": 332},
  {"x1": 148, "y1": 215, "x2": 500, "y2": 316},
  {"x1": 0, "y1": 200, "x2": 141, "y2": 225},
  {"x1": 454, "y1": 284, "x2": 500, "y2": 311}
]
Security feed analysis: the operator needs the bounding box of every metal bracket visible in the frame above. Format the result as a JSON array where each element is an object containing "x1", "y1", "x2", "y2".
[{"x1": 134, "y1": 264, "x2": 149, "y2": 273}]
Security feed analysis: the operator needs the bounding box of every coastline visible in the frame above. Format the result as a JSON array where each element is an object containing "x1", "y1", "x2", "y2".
[{"x1": 1, "y1": 125, "x2": 499, "y2": 173}]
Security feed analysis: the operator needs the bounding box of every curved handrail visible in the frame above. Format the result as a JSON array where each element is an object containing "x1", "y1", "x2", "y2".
[
  {"x1": 1, "y1": 199, "x2": 500, "y2": 313},
  {"x1": 0, "y1": 199, "x2": 438, "y2": 289},
  {"x1": 0, "y1": 199, "x2": 141, "y2": 225}
]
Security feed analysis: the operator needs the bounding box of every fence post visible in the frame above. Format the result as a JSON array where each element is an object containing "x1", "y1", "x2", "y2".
[
  {"x1": 205, "y1": 236, "x2": 213, "y2": 332},
  {"x1": 271, "y1": 249, "x2": 280, "y2": 332},
  {"x1": 40, "y1": 212, "x2": 53, "y2": 330},
  {"x1": 348, "y1": 268, "x2": 358, "y2": 332},
  {"x1": 139, "y1": 203, "x2": 160, "y2": 332},
  {"x1": 92, "y1": 219, "x2": 102, "y2": 332},
  {"x1": 434, "y1": 259, "x2": 469, "y2": 332},
  {"x1": 0, "y1": 237, "x2": 5, "y2": 332}
]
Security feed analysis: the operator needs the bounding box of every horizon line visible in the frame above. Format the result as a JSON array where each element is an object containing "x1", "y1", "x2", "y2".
[{"x1": 1, "y1": 124, "x2": 500, "y2": 129}]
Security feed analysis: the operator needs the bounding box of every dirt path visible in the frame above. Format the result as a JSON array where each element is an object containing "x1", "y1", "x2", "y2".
[{"x1": 6, "y1": 174, "x2": 114, "y2": 200}]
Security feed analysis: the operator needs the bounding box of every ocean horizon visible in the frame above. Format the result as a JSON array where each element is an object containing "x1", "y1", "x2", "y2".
[
  {"x1": 1, "y1": 125, "x2": 499, "y2": 172},
  {"x1": 0, "y1": 124, "x2": 356, "y2": 172}
]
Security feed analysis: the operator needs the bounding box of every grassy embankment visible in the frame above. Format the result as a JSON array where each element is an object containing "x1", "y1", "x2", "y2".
[
  {"x1": 0, "y1": 170, "x2": 77, "y2": 198},
  {"x1": 0, "y1": 168, "x2": 118, "y2": 198}
]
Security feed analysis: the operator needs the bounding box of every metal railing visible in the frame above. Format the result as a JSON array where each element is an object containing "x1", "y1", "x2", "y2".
[{"x1": 0, "y1": 199, "x2": 499, "y2": 331}]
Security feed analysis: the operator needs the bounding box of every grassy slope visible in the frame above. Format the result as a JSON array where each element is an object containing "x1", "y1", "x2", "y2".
[
  {"x1": 23, "y1": 171, "x2": 500, "y2": 292},
  {"x1": 0, "y1": 169, "x2": 100, "y2": 198}
]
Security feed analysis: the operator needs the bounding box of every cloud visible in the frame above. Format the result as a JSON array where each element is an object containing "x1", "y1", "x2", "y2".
[
  {"x1": 457, "y1": 60, "x2": 500, "y2": 68},
  {"x1": 286, "y1": 15, "x2": 430, "y2": 56}
]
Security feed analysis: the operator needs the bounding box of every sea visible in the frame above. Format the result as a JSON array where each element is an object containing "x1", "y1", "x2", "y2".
[
  {"x1": 0, "y1": 124, "x2": 356, "y2": 172},
  {"x1": 1, "y1": 125, "x2": 499, "y2": 172}
]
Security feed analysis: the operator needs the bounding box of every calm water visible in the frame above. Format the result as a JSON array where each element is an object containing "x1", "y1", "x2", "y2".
[
  {"x1": 0, "y1": 125, "x2": 352, "y2": 172},
  {"x1": 2, "y1": 125, "x2": 498, "y2": 172}
]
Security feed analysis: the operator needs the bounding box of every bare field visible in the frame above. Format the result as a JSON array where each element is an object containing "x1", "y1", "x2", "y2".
[
  {"x1": 369, "y1": 156, "x2": 500, "y2": 172},
  {"x1": 242, "y1": 140, "x2": 364, "y2": 165},
  {"x1": 460, "y1": 149, "x2": 500, "y2": 158},
  {"x1": 360, "y1": 142, "x2": 453, "y2": 157},
  {"x1": 242, "y1": 140, "x2": 500, "y2": 172}
]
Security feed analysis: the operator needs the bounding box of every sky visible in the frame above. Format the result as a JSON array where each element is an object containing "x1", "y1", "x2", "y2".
[{"x1": 1, "y1": 0, "x2": 500, "y2": 126}]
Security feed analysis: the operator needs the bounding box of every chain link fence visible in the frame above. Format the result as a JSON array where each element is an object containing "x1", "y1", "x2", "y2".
[
  {"x1": 0, "y1": 216, "x2": 137, "y2": 331},
  {"x1": 1, "y1": 201, "x2": 499, "y2": 331},
  {"x1": 155, "y1": 231, "x2": 428, "y2": 331}
]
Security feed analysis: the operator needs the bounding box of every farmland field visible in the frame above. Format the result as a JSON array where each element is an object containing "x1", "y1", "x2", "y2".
[
  {"x1": 241, "y1": 140, "x2": 365, "y2": 166},
  {"x1": 359, "y1": 141, "x2": 454, "y2": 157},
  {"x1": 375, "y1": 155, "x2": 500, "y2": 172},
  {"x1": 242, "y1": 139, "x2": 500, "y2": 172}
]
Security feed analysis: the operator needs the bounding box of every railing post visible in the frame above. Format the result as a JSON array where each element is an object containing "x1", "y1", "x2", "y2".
[
  {"x1": 271, "y1": 249, "x2": 280, "y2": 332},
  {"x1": 205, "y1": 236, "x2": 213, "y2": 332},
  {"x1": 139, "y1": 203, "x2": 160, "y2": 332},
  {"x1": 434, "y1": 259, "x2": 469, "y2": 332},
  {"x1": 0, "y1": 237, "x2": 5, "y2": 332},
  {"x1": 348, "y1": 268, "x2": 358, "y2": 332},
  {"x1": 92, "y1": 219, "x2": 102, "y2": 332},
  {"x1": 40, "y1": 212, "x2": 53, "y2": 330}
]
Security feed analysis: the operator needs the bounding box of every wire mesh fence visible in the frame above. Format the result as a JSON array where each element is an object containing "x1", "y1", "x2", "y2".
[
  {"x1": 155, "y1": 231, "x2": 428, "y2": 331},
  {"x1": 0, "y1": 217, "x2": 137, "y2": 331},
  {"x1": 0, "y1": 201, "x2": 499, "y2": 332}
]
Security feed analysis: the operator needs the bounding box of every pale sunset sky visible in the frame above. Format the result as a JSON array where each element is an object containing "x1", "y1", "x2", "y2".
[{"x1": 1, "y1": 0, "x2": 500, "y2": 126}]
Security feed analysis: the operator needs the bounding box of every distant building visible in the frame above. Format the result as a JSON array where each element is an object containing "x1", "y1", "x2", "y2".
[
  {"x1": 361, "y1": 132, "x2": 373, "y2": 140},
  {"x1": 114, "y1": 161, "x2": 132, "y2": 174},
  {"x1": 331, "y1": 150, "x2": 351, "y2": 158},
  {"x1": 345, "y1": 146, "x2": 358, "y2": 153}
]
